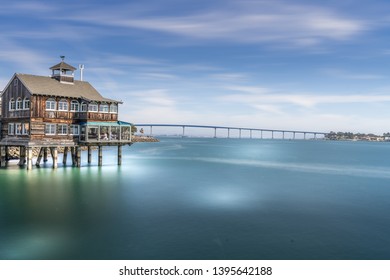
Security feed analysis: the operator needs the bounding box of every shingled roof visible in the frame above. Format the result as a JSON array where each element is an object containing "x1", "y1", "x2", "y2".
[
  {"x1": 16, "y1": 74, "x2": 119, "y2": 103},
  {"x1": 50, "y1": 61, "x2": 77, "y2": 71}
]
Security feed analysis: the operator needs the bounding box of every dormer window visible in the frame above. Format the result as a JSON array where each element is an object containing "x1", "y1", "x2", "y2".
[
  {"x1": 46, "y1": 98, "x2": 56, "y2": 111},
  {"x1": 9, "y1": 99, "x2": 15, "y2": 111},
  {"x1": 58, "y1": 99, "x2": 69, "y2": 111},
  {"x1": 16, "y1": 98, "x2": 23, "y2": 110}
]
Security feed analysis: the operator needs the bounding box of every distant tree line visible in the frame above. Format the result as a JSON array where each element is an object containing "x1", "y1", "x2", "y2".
[{"x1": 326, "y1": 131, "x2": 390, "y2": 141}]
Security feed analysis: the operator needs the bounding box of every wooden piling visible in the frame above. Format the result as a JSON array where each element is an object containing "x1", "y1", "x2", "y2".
[
  {"x1": 26, "y1": 147, "x2": 33, "y2": 170},
  {"x1": 5, "y1": 146, "x2": 9, "y2": 162},
  {"x1": 43, "y1": 148, "x2": 48, "y2": 162},
  {"x1": 0, "y1": 146, "x2": 6, "y2": 167},
  {"x1": 63, "y1": 147, "x2": 69, "y2": 165},
  {"x1": 98, "y1": 146, "x2": 102, "y2": 166},
  {"x1": 51, "y1": 147, "x2": 58, "y2": 169},
  {"x1": 118, "y1": 145, "x2": 122, "y2": 165},
  {"x1": 36, "y1": 147, "x2": 44, "y2": 166},
  {"x1": 18, "y1": 146, "x2": 26, "y2": 166},
  {"x1": 88, "y1": 146, "x2": 92, "y2": 164},
  {"x1": 76, "y1": 146, "x2": 81, "y2": 168},
  {"x1": 70, "y1": 147, "x2": 76, "y2": 166}
]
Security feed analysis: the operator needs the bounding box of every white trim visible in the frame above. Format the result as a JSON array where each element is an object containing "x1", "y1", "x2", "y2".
[
  {"x1": 16, "y1": 98, "x2": 23, "y2": 110},
  {"x1": 57, "y1": 124, "x2": 68, "y2": 135},
  {"x1": 22, "y1": 123, "x2": 30, "y2": 135},
  {"x1": 70, "y1": 124, "x2": 80, "y2": 135},
  {"x1": 15, "y1": 123, "x2": 22, "y2": 135},
  {"x1": 8, "y1": 123, "x2": 14, "y2": 135},
  {"x1": 70, "y1": 100, "x2": 79, "y2": 112},
  {"x1": 9, "y1": 99, "x2": 15, "y2": 111},
  {"x1": 46, "y1": 99, "x2": 56, "y2": 111},
  {"x1": 23, "y1": 97, "x2": 30, "y2": 110},
  {"x1": 88, "y1": 102, "x2": 98, "y2": 112},
  {"x1": 45, "y1": 124, "x2": 56, "y2": 135},
  {"x1": 58, "y1": 99, "x2": 69, "y2": 111}
]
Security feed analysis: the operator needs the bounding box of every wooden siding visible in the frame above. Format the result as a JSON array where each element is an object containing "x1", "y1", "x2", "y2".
[
  {"x1": 1, "y1": 75, "x2": 121, "y2": 142},
  {"x1": 1, "y1": 76, "x2": 32, "y2": 119}
]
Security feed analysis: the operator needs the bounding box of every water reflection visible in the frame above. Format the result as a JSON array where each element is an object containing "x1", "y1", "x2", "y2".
[{"x1": 1, "y1": 139, "x2": 390, "y2": 259}]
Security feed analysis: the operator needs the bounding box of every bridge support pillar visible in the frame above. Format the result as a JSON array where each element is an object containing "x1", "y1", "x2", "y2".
[
  {"x1": 239, "y1": 129, "x2": 242, "y2": 139},
  {"x1": 182, "y1": 126, "x2": 185, "y2": 137},
  {"x1": 272, "y1": 131, "x2": 274, "y2": 139},
  {"x1": 250, "y1": 130, "x2": 252, "y2": 139},
  {"x1": 214, "y1": 128, "x2": 217, "y2": 138},
  {"x1": 227, "y1": 128, "x2": 230, "y2": 138}
]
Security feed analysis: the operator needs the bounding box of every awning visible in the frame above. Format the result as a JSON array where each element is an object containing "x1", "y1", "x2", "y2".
[{"x1": 79, "y1": 121, "x2": 133, "y2": 126}]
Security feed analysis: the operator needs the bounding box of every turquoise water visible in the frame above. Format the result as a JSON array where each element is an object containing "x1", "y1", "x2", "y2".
[{"x1": 1, "y1": 138, "x2": 390, "y2": 260}]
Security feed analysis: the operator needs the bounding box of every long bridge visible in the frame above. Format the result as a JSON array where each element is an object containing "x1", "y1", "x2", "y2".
[{"x1": 134, "y1": 124, "x2": 328, "y2": 140}]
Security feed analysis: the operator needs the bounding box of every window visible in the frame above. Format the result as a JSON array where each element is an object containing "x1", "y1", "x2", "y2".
[
  {"x1": 23, "y1": 98, "x2": 30, "y2": 110},
  {"x1": 88, "y1": 102, "x2": 98, "y2": 112},
  {"x1": 99, "y1": 103, "x2": 109, "y2": 113},
  {"x1": 58, "y1": 99, "x2": 68, "y2": 111},
  {"x1": 46, "y1": 98, "x2": 56, "y2": 111},
  {"x1": 15, "y1": 123, "x2": 22, "y2": 135},
  {"x1": 70, "y1": 125, "x2": 79, "y2": 135},
  {"x1": 45, "y1": 124, "x2": 56, "y2": 135},
  {"x1": 13, "y1": 79, "x2": 18, "y2": 87},
  {"x1": 57, "y1": 124, "x2": 68, "y2": 135},
  {"x1": 110, "y1": 104, "x2": 118, "y2": 113},
  {"x1": 8, "y1": 123, "x2": 14, "y2": 135},
  {"x1": 22, "y1": 123, "x2": 30, "y2": 135},
  {"x1": 16, "y1": 98, "x2": 23, "y2": 110},
  {"x1": 9, "y1": 99, "x2": 15, "y2": 111},
  {"x1": 70, "y1": 100, "x2": 79, "y2": 112},
  {"x1": 80, "y1": 102, "x2": 87, "y2": 112}
]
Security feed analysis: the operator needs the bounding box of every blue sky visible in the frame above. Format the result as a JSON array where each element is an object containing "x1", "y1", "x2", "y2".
[{"x1": 2, "y1": 0, "x2": 390, "y2": 134}]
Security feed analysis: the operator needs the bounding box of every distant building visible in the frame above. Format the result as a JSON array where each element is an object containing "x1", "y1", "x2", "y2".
[{"x1": 0, "y1": 58, "x2": 132, "y2": 169}]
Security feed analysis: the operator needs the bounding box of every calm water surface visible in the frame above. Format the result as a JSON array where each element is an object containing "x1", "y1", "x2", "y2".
[{"x1": 1, "y1": 138, "x2": 390, "y2": 259}]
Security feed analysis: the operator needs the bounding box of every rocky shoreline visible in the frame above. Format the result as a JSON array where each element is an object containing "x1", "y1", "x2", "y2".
[{"x1": 132, "y1": 135, "x2": 159, "y2": 143}]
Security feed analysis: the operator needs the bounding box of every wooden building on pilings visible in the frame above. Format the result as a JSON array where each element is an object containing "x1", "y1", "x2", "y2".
[{"x1": 0, "y1": 58, "x2": 133, "y2": 169}]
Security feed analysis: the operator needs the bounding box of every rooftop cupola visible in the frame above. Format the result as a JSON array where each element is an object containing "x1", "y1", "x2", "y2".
[{"x1": 50, "y1": 56, "x2": 76, "y2": 84}]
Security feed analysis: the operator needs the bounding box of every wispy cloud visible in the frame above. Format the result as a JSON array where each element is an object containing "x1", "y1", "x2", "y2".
[
  {"x1": 130, "y1": 89, "x2": 177, "y2": 107},
  {"x1": 322, "y1": 68, "x2": 384, "y2": 80},
  {"x1": 62, "y1": 1, "x2": 367, "y2": 47},
  {"x1": 222, "y1": 85, "x2": 390, "y2": 108}
]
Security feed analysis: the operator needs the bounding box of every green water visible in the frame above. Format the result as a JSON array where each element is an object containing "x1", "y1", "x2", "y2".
[{"x1": 1, "y1": 138, "x2": 390, "y2": 259}]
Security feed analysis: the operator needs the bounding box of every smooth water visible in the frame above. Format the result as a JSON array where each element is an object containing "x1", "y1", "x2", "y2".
[{"x1": 1, "y1": 138, "x2": 390, "y2": 260}]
